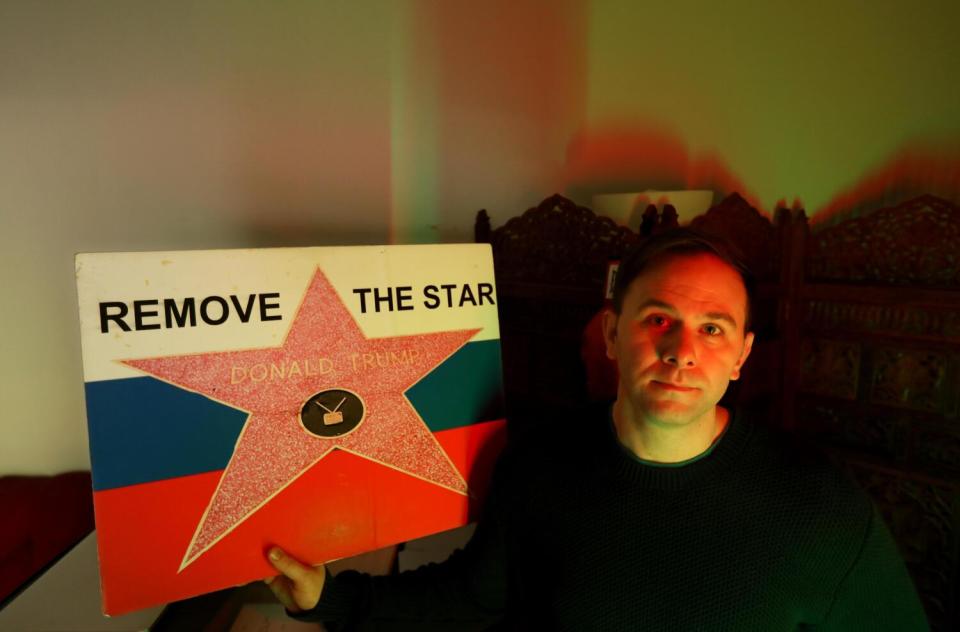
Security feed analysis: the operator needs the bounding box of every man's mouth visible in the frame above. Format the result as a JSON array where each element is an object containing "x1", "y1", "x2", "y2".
[{"x1": 650, "y1": 380, "x2": 698, "y2": 392}]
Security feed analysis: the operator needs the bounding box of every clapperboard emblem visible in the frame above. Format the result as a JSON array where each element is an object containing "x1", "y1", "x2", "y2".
[{"x1": 316, "y1": 396, "x2": 346, "y2": 425}]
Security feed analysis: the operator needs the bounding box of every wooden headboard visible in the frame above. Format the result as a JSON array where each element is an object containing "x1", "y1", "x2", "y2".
[{"x1": 477, "y1": 192, "x2": 960, "y2": 631}]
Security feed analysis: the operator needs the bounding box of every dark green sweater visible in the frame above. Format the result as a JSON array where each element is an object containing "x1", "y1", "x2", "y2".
[{"x1": 294, "y1": 406, "x2": 929, "y2": 631}]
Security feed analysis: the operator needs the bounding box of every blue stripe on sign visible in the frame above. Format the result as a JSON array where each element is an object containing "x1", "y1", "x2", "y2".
[
  {"x1": 407, "y1": 339, "x2": 505, "y2": 432},
  {"x1": 85, "y1": 339, "x2": 504, "y2": 492},
  {"x1": 85, "y1": 377, "x2": 247, "y2": 492}
]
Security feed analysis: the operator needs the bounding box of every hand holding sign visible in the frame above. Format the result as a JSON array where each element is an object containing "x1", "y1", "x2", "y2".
[{"x1": 265, "y1": 547, "x2": 326, "y2": 613}]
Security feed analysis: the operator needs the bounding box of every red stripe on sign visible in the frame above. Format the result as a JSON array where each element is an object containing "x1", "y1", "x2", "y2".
[{"x1": 93, "y1": 418, "x2": 506, "y2": 615}]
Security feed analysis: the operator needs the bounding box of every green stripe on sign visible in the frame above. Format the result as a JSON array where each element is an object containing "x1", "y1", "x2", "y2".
[{"x1": 406, "y1": 339, "x2": 505, "y2": 432}]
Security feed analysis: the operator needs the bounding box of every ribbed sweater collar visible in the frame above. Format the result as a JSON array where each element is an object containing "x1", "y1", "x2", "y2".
[{"x1": 601, "y1": 406, "x2": 756, "y2": 492}]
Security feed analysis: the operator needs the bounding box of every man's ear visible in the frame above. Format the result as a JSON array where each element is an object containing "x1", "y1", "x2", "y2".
[
  {"x1": 730, "y1": 331, "x2": 755, "y2": 381},
  {"x1": 602, "y1": 309, "x2": 619, "y2": 361}
]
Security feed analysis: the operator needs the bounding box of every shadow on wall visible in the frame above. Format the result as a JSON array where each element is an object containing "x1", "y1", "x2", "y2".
[
  {"x1": 813, "y1": 139, "x2": 960, "y2": 227},
  {"x1": 560, "y1": 126, "x2": 762, "y2": 216},
  {"x1": 560, "y1": 125, "x2": 960, "y2": 229}
]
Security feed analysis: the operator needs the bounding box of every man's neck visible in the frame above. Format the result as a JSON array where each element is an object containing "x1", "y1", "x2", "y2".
[{"x1": 612, "y1": 401, "x2": 729, "y2": 463}]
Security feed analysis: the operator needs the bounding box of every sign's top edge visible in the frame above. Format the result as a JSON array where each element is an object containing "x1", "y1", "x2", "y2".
[{"x1": 75, "y1": 243, "x2": 489, "y2": 259}]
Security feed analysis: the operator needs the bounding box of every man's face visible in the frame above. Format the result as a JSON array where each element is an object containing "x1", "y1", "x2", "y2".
[{"x1": 603, "y1": 253, "x2": 754, "y2": 427}]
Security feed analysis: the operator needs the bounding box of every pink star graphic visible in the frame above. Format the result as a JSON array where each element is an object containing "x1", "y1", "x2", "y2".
[{"x1": 122, "y1": 269, "x2": 479, "y2": 570}]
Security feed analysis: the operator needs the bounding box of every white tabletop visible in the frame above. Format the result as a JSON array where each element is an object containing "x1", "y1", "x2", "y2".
[{"x1": 0, "y1": 532, "x2": 164, "y2": 632}]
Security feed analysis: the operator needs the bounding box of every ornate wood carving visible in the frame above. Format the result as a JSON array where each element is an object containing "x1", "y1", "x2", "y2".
[
  {"x1": 475, "y1": 209, "x2": 492, "y2": 244},
  {"x1": 804, "y1": 299, "x2": 960, "y2": 341},
  {"x1": 869, "y1": 347, "x2": 949, "y2": 413},
  {"x1": 795, "y1": 399, "x2": 900, "y2": 459},
  {"x1": 798, "y1": 338, "x2": 860, "y2": 400},
  {"x1": 845, "y1": 463, "x2": 957, "y2": 631},
  {"x1": 479, "y1": 191, "x2": 960, "y2": 630},
  {"x1": 913, "y1": 423, "x2": 960, "y2": 478},
  {"x1": 795, "y1": 194, "x2": 960, "y2": 630},
  {"x1": 689, "y1": 192, "x2": 780, "y2": 281},
  {"x1": 488, "y1": 194, "x2": 638, "y2": 290},
  {"x1": 480, "y1": 196, "x2": 637, "y2": 416},
  {"x1": 806, "y1": 195, "x2": 960, "y2": 286}
]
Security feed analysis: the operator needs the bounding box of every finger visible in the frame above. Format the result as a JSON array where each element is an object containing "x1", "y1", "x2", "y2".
[
  {"x1": 268, "y1": 547, "x2": 310, "y2": 583},
  {"x1": 266, "y1": 576, "x2": 302, "y2": 613}
]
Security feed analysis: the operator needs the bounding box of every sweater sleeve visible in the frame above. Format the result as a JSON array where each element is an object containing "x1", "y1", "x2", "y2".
[
  {"x1": 817, "y1": 504, "x2": 929, "y2": 631},
  {"x1": 288, "y1": 450, "x2": 515, "y2": 631}
]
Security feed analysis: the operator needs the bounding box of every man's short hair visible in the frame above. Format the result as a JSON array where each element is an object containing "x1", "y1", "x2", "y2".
[{"x1": 612, "y1": 228, "x2": 756, "y2": 333}]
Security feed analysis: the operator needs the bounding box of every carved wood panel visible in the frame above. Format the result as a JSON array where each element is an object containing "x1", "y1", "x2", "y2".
[
  {"x1": 805, "y1": 299, "x2": 960, "y2": 341},
  {"x1": 487, "y1": 194, "x2": 637, "y2": 289},
  {"x1": 869, "y1": 347, "x2": 949, "y2": 413},
  {"x1": 795, "y1": 399, "x2": 901, "y2": 460},
  {"x1": 798, "y1": 338, "x2": 861, "y2": 400},
  {"x1": 689, "y1": 192, "x2": 781, "y2": 282},
  {"x1": 806, "y1": 195, "x2": 960, "y2": 287},
  {"x1": 798, "y1": 195, "x2": 960, "y2": 631},
  {"x1": 845, "y1": 463, "x2": 958, "y2": 632},
  {"x1": 479, "y1": 192, "x2": 960, "y2": 630}
]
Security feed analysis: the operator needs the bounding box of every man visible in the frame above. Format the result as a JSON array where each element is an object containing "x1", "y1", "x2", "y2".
[{"x1": 265, "y1": 229, "x2": 929, "y2": 630}]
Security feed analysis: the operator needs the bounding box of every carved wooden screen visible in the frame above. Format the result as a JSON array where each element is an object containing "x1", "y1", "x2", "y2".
[
  {"x1": 478, "y1": 192, "x2": 957, "y2": 627},
  {"x1": 476, "y1": 193, "x2": 784, "y2": 429},
  {"x1": 477, "y1": 195, "x2": 637, "y2": 428},
  {"x1": 790, "y1": 195, "x2": 960, "y2": 631}
]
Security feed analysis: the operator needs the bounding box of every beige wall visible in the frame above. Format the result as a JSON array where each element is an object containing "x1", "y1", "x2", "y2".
[
  {"x1": 579, "y1": 1, "x2": 960, "y2": 214},
  {"x1": 2, "y1": 1, "x2": 957, "y2": 474},
  {"x1": 0, "y1": 1, "x2": 584, "y2": 474}
]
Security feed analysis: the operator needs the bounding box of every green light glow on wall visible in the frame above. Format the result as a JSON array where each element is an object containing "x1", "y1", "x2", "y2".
[{"x1": 585, "y1": 1, "x2": 960, "y2": 215}]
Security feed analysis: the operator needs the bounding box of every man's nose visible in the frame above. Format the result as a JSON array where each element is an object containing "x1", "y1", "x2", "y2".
[{"x1": 660, "y1": 327, "x2": 697, "y2": 367}]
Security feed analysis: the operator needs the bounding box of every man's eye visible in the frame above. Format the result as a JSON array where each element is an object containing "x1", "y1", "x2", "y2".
[
  {"x1": 646, "y1": 315, "x2": 669, "y2": 327},
  {"x1": 702, "y1": 324, "x2": 723, "y2": 336}
]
